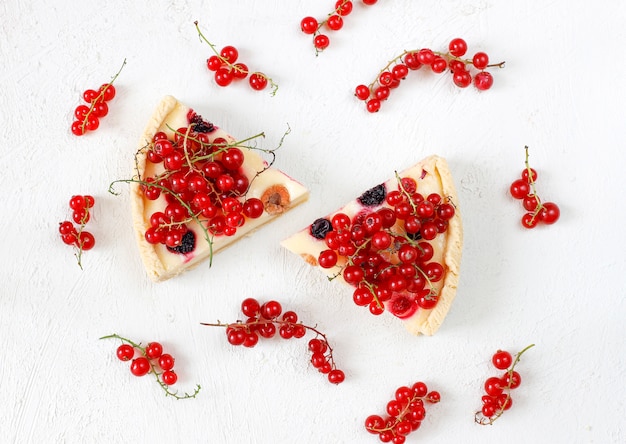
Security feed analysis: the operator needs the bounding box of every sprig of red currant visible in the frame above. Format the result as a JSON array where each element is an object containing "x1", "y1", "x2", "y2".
[
  {"x1": 201, "y1": 298, "x2": 345, "y2": 385},
  {"x1": 475, "y1": 344, "x2": 535, "y2": 425},
  {"x1": 355, "y1": 37, "x2": 505, "y2": 112},
  {"x1": 101, "y1": 333, "x2": 201, "y2": 400},
  {"x1": 301, "y1": 0, "x2": 378, "y2": 54},
  {"x1": 194, "y1": 21, "x2": 278, "y2": 96},
  {"x1": 311, "y1": 174, "x2": 456, "y2": 319},
  {"x1": 71, "y1": 58, "x2": 126, "y2": 135},
  {"x1": 58, "y1": 195, "x2": 96, "y2": 269},
  {"x1": 510, "y1": 146, "x2": 560, "y2": 228},
  {"x1": 365, "y1": 381, "x2": 441, "y2": 443}
]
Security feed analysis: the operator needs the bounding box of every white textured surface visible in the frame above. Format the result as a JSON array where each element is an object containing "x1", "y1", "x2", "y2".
[{"x1": 1, "y1": 1, "x2": 625, "y2": 443}]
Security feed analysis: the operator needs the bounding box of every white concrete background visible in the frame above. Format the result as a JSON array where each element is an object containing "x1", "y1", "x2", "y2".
[{"x1": 1, "y1": 0, "x2": 625, "y2": 443}]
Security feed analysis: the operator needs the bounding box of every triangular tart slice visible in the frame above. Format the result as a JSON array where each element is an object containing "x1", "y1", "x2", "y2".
[
  {"x1": 131, "y1": 95, "x2": 308, "y2": 281},
  {"x1": 281, "y1": 155, "x2": 462, "y2": 335}
]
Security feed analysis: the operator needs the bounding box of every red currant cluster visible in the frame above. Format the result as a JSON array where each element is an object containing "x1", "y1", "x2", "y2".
[
  {"x1": 475, "y1": 344, "x2": 534, "y2": 425},
  {"x1": 71, "y1": 59, "x2": 125, "y2": 135},
  {"x1": 133, "y1": 110, "x2": 284, "y2": 254},
  {"x1": 311, "y1": 176, "x2": 455, "y2": 319},
  {"x1": 202, "y1": 298, "x2": 345, "y2": 385},
  {"x1": 58, "y1": 195, "x2": 96, "y2": 268},
  {"x1": 101, "y1": 333, "x2": 201, "y2": 400},
  {"x1": 195, "y1": 22, "x2": 278, "y2": 95},
  {"x1": 510, "y1": 146, "x2": 560, "y2": 228},
  {"x1": 365, "y1": 381, "x2": 441, "y2": 443},
  {"x1": 300, "y1": 0, "x2": 378, "y2": 53},
  {"x1": 355, "y1": 38, "x2": 504, "y2": 112}
]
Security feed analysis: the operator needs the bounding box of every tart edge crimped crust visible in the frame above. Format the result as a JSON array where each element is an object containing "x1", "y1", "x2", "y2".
[
  {"x1": 130, "y1": 95, "x2": 179, "y2": 281},
  {"x1": 404, "y1": 156, "x2": 463, "y2": 336}
]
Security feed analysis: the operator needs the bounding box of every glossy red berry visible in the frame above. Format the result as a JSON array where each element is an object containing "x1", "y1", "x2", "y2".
[
  {"x1": 249, "y1": 72, "x2": 268, "y2": 91},
  {"x1": 146, "y1": 342, "x2": 164, "y2": 359},
  {"x1": 130, "y1": 357, "x2": 151, "y2": 377},
  {"x1": 474, "y1": 71, "x2": 493, "y2": 91},
  {"x1": 448, "y1": 38, "x2": 468, "y2": 57},
  {"x1": 161, "y1": 370, "x2": 178, "y2": 386},
  {"x1": 314, "y1": 34, "x2": 330, "y2": 51},
  {"x1": 116, "y1": 344, "x2": 135, "y2": 361},
  {"x1": 158, "y1": 353, "x2": 175, "y2": 371},
  {"x1": 492, "y1": 350, "x2": 513, "y2": 370},
  {"x1": 301, "y1": 17, "x2": 319, "y2": 34},
  {"x1": 472, "y1": 52, "x2": 490, "y2": 69}
]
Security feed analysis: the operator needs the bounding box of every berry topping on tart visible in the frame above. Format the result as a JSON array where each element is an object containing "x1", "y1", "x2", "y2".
[
  {"x1": 281, "y1": 155, "x2": 462, "y2": 335},
  {"x1": 127, "y1": 95, "x2": 308, "y2": 281}
]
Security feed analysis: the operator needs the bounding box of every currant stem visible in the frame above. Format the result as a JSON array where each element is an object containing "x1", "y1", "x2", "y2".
[
  {"x1": 200, "y1": 318, "x2": 340, "y2": 370},
  {"x1": 475, "y1": 343, "x2": 535, "y2": 425},
  {"x1": 194, "y1": 21, "x2": 278, "y2": 95},
  {"x1": 100, "y1": 333, "x2": 202, "y2": 400},
  {"x1": 523, "y1": 146, "x2": 545, "y2": 224},
  {"x1": 80, "y1": 58, "x2": 126, "y2": 133}
]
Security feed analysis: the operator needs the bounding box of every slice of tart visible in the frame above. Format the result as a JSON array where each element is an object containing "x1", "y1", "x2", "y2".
[
  {"x1": 281, "y1": 155, "x2": 462, "y2": 335},
  {"x1": 131, "y1": 95, "x2": 308, "y2": 281}
]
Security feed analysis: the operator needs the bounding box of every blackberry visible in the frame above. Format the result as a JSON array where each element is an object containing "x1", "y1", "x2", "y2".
[
  {"x1": 190, "y1": 114, "x2": 215, "y2": 133},
  {"x1": 167, "y1": 230, "x2": 196, "y2": 254},
  {"x1": 358, "y1": 184, "x2": 386, "y2": 206},
  {"x1": 310, "y1": 218, "x2": 333, "y2": 240}
]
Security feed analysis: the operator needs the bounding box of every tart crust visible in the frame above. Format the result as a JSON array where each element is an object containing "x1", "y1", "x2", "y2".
[
  {"x1": 131, "y1": 95, "x2": 309, "y2": 281},
  {"x1": 280, "y1": 155, "x2": 462, "y2": 335}
]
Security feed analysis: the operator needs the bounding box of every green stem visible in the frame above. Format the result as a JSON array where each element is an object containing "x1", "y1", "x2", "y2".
[{"x1": 100, "y1": 333, "x2": 201, "y2": 400}]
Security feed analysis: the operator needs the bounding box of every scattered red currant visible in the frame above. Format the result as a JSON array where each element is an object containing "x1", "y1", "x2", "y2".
[
  {"x1": 59, "y1": 195, "x2": 96, "y2": 269},
  {"x1": 71, "y1": 59, "x2": 125, "y2": 135},
  {"x1": 300, "y1": 1, "x2": 377, "y2": 54},
  {"x1": 365, "y1": 381, "x2": 440, "y2": 442},
  {"x1": 195, "y1": 21, "x2": 278, "y2": 96},
  {"x1": 355, "y1": 37, "x2": 504, "y2": 112},
  {"x1": 202, "y1": 298, "x2": 345, "y2": 385},
  {"x1": 510, "y1": 146, "x2": 560, "y2": 229},
  {"x1": 101, "y1": 333, "x2": 201, "y2": 400},
  {"x1": 475, "y1": 344, "x2": 534, "y2": 425}
]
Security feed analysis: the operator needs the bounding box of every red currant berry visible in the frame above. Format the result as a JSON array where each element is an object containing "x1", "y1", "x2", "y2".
[
  {"x1": 336, "y1": 0, "x2": 353, "y2": 15},
  {"x1": 501, "y1": 370, "x2": 522, "y2": 389},
  {"x1": 161, "y1": 370, "x2": 178, "y2": 386},
  {"x1": 484, "y1": 376, "x2": 503, "y2": 397},
  {"x1": 232, "y1": 63, "x2": 249, "y2": 79},
  {"x1": 474, "y1": 71, "x2": 494, "y2": 91},
  {"x1": 522, "y1": 195, "x2": 540, "y2": 212},
  {"x1": 207, "y1": 55, "x2": 223, "y2": 71},
  {"x1": 249, "y1": 72, "x2": 268, "y2": 91},
  {"x1": 326, "y1": 14, "x2": 343, "y2": 31},
  {"x1": 92, "y1": 101, "x2": 109, "y2": 117},
  {"x1": 328, "y1": 369, "x2": 345, "y2": 384},
  {"x1": 510, "y1": 179, "x2": 530, "y2": 199},
  {"x1": 214, "y1": 67, "x2": 234, "y2": 87},
  {"x1": 83, "y1": 89, "x2": 99, "y2": 103},
  {"x1": 539, "y1": 202, "x2": 560, "y2": 224},
  {"x1": 452, "y1": 70, "x2": 472, "y2": 88},
  {"x1": 158, "y1": 353, "x2": 175, "y2": 371},
  {"x1": 426, "y1": 390, "x2": 441, "y2": 403},
  {"x1": 472, "y1": 51, "x2": 490, "y2": 70},
  {"x1": 355, "y1": 84, "x2": 370, "y2": 100},
  {"x1": 448, "y1": 37, "x2": 468, "y2": 57},
  {"x1": 362, "y1": 0, "x2": 378, "y2": 5},
  {"x1": 417, "y1": 48, "x2": 435, "y2": 65},
  {"x1": 482, "y1": 401, "x2": 497, "y2": 418},
  {"x1": 392, "y1": 64, "x2": 409, "y2": 80},
  {"x1": 522, "y1": 167, "x2": 538, "y2": 183},
  {"x1": 260, "y1": 300, "x2": 282, "y2": 320},
  {"x1": 130, "y1": 357, "x2": 151, "y2": 377},
  {"x1": 314, "y1": 34, "x2": 330, "y2": 51},
  {"x1": 71, "y1": 121, "x2": 86, "y2": 136},
  {"x1": 219, "y1": 45, "x2": 238, "y2": 63},
  {"x1": 522, "y1": 212, "x2": 539, "y2": 229},
  {"x1": 431, "y1": 56, "x2": 448, "y2": 74},
  {"x1": 146, "y1": 342, "x2": 163, "y2": 359},
  {"x1": 366, "y1": 98, "x2": 381, "y2": 113},
  {"x1": 78, "y1": 231, "x2": 96, "y2": 250},
  {"x1": 243, "y1": 198, "x2": 264, "y2": 219},
  {"x1": 404, "y1": 52, "x2": 422, "y2": 70},
  {"x1": 318, "y1": 249, "x2": 338, "y2": 268},
  {"x1": 301, "y1": 16, "x2": 319, "y2": 34},
  {"x1": 74, "y1": 105, "x2": 90, "y2": 119},
  {"x1": 492, "y1": 350, "x2": 513, "y2": 370},
  {"x1": 116, "y1": 344, "x2": 135, "y2": 361},
  {"x1": 99, "y1": 84, "x2": 116, "y2": 101},
  {"x1": 58, "y1": 221, "x2": 76, "y2": 235}
]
